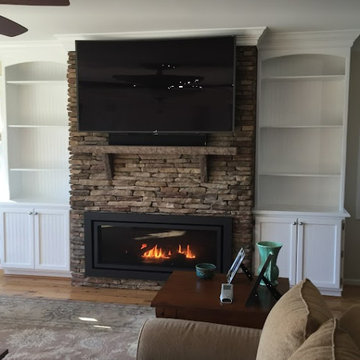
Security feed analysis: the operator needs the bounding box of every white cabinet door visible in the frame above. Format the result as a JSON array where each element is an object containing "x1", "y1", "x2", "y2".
[
  {"x1": 0, "y1": 208, "x2": 34, "y2": 268},
  {"x1": 296, "y1": 217, "x2": 342, "y2": 290},
  {"x1": 254, "y1": 216, "x2": 297, "y2": 286},
  {"x1": 34, "y1": 209, "x2": 69, "y2": 271}
]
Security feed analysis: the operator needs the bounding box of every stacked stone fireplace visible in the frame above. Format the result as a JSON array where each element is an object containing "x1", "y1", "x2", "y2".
[{"x1": 68, "y1": 46, "x2": 257, "y2": 289}]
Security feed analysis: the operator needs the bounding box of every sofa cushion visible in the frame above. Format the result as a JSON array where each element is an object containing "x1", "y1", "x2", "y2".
[
  {"x1": 256, "y1": 278, "x2": 332, "y2": 360},
  {"x1": 288, "y1": 318, "x2": 360, "y2": 359},
  {"x1": 339, "y1": 305, "x2": 360, "y2": 349},
  {"x1": 136, "y1": 318, "x2": 262, "y2": 360}
]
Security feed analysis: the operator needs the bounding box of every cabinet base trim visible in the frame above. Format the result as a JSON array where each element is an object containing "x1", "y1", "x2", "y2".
[
  {"x1": 4, "y1": 268, "x2": 71, "y2": 278},
  {"x1": 318, "y1": 288, "x2": 342, "y2": 297}
]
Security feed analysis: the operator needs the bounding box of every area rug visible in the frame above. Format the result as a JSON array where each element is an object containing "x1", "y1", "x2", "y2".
[{"x1": 0, "y1": 295, "x2": 155, "y2": 360}]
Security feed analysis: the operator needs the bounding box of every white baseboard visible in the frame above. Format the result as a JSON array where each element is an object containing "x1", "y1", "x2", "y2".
[
  {"x1": 4, "y1": 268, "x2": 71, "y2": 278},
  {"x1": 319, "y1": 288, "x2": 342, "y2": 297},
  {"x1": 344, "y1": 278, "x2": 360, "y2": 286}
]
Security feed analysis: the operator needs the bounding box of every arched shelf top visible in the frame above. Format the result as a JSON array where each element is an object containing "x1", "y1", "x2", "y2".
[
  {"x1": 5, "y1": 61, "x2": 67, "y2": 82},
  {"x1": 262, "y1": 54, "x2": 346, "y2": 78}
]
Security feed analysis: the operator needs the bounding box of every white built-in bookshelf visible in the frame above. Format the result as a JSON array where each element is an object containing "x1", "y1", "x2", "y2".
[
  {"x1": 0, "y1": 58, "x2": 70, "y2": 277},
  {"x1": 256, "y1": 54, "x2": 347, "y2": 213},
  {"x1": 5, "y1": 61, "x2": 69, "y2": 204},
  {"x1": 253, "y1": 30, "x2": 360, "y2": 296}
]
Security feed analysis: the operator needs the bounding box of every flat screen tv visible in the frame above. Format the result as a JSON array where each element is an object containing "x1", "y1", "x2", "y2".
[{"x1": 76, "y1": 37, "x2": 236, "y2": 135}]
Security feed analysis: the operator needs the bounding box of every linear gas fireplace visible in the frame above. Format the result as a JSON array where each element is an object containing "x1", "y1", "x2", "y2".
[{"x1": 84, "y1": 212, "x2": 232, "y2": 280}]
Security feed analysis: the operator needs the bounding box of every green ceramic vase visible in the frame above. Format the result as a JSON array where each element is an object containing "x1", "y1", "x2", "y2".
[{"x1": 257, "y1": 241, "x2": 282, "y2": 286}]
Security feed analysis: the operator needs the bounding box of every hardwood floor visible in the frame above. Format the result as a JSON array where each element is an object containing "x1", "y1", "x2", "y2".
[
  {"x1": 0, "y1": 271, "x2": 359, "y2": 317},
  {"x1": 324, "y1": 284, "x2": 360, "y2": 317},
  {"x1": 0, "y1": 271, "x2": 156, "y2": 306}
]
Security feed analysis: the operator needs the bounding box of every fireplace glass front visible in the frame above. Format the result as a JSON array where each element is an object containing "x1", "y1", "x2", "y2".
[{"x1": 85, "y1": 212, "x2": 232, "y2": 280}]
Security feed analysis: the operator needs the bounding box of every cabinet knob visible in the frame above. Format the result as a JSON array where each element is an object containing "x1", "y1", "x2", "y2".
[
  {"x1": 293, "y1": 221, "x2": 297, "y2": 225},
  {"x1": 299, "y1": 222, "x2": 304, "y2": 226},
  {"x1": 28, "y1": 212, "x2": 33, "y2": 215},
  {"x1": 34, "y1": 212, "x2": 38, "y2": 215}
]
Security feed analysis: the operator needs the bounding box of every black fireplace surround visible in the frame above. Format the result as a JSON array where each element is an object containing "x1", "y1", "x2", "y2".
[{"x1": 84, "y1": 212, "x2": 232, "y2": 280}]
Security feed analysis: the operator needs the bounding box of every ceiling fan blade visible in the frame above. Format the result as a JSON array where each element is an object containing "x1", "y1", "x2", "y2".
[
  {"x1": 0, "y1": 0, "x2": 69, "y2": 5},
  {"x1": 0, "y1": 15, "x2": 27, "y2": 36}
]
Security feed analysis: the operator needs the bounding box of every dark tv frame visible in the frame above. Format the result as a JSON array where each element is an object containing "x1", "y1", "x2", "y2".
[{"x1": 75, "y1": 36, "x2": 236, "y2": 141}]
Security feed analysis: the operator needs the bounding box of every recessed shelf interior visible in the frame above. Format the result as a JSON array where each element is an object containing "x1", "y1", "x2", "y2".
[
  {"x1": 8, "y1": 127, "x2": 69, "y2": 169},
  {"x1": 257, "y1": 175, "x2": 341, "y2": 211},
  {"x1": 262, "y1": 75, "x2": 344, "y2": 81},
  {"x1": 259, "y1": 172, "x2": 341, "y2": 178},
  {"x1": 6, "y1": 82, "x2": 67, "y2": 126},
  {"x1": 261, "y1": 77, "x2": 344, "y2": 127},
  {"x1": 5, "y1": 61, "x2": 69, "y2": 204},
  {"x1": 262, "y1": 54, "x2": 345, "y2": 77},
  {"x1": 258, "y1": 127, "x2": 342, "y2": 174},
  {"x1": 260, "y1": 125, "x2": 342, "y2": 129},
  {"x1": 6, "y1": 80, "x2": 66, "y2": 84},
  {"x1": 8, "y1": 125, "x2": 67, "y2": 128},
  {"x1": 10, "y1": 168, "x2": 68, "y2": 172},
  {"x1": 6, "y1": 61, "x2": 67, "y2": 81},
  {"x1": 9, "y1": 170, "x2": 70, "y2": 204}
]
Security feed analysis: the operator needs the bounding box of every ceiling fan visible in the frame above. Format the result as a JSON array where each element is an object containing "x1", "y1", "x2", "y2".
[{"x1": 0, "y1": 0, "x2": 70, "y2": 37}]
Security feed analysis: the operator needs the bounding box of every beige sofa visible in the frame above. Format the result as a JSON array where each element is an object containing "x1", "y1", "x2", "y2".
[{"x1": 137, "y1": 279, "x2": 360, "y2": 360}]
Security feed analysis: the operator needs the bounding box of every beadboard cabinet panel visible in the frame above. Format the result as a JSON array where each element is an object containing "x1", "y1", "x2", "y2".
[
  {"x1": 0, "y1": 206, "x2": 70, "y2": 277},
  {"x1": 34, "y1": 209, "x2": 70, "y2": 271},
  {"x1": 0, "y1": 208, "x2": 34, "y2": 268}
]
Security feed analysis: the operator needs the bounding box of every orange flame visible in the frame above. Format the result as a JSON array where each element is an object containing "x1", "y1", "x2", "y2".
[
  {"x1": 142, "y1": 245, "x2": 170, "y2": 259},
  {"x1": 178, "y1": 244, "x2": 196, "y2": 259},
  {"x1": 141, "y1": 244, "x2": 196, "y2": 260}
]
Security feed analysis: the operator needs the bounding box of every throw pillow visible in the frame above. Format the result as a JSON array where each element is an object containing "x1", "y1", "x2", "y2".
[
  {"x1": 256, "y1": 278, "x2": 332, "y2": 360},
  {"x1": 339, "y1": 305, "x2": 360, "y2": 350},
  {"x1": 288, "y1": 318, "x2": 360, "y2": 359}
]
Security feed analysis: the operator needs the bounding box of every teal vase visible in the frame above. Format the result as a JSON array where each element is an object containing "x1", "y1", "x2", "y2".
[{"x1": 257, "y1": 241, "x2": 282, "y2": 286}]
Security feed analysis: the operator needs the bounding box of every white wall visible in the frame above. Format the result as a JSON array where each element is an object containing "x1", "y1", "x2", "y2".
[{"x1": 344, "y1": 39, "x2": 360, "y2": 285}]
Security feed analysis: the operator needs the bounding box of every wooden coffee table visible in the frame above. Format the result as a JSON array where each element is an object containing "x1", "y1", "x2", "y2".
[
  {"x1": 0, "y1": 349, "x2": 8, "y2": 359},
  {"x1": 151, "y1": 270, "x2": 289, "y2": 329}
]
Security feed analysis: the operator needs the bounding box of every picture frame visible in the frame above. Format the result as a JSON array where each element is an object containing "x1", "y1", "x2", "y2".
[{"x1": 226, "y1": 248, "x2": 245, "y2": 284}]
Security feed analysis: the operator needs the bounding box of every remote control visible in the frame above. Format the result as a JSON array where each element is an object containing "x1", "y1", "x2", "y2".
[{"x1": 220, "y1": 283, "x2": 233, "y2": 304}]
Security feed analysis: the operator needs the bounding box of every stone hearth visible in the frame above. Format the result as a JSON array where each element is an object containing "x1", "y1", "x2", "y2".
[{"x1": 67, "y1": 46, "x2": 257, "y2": 289}]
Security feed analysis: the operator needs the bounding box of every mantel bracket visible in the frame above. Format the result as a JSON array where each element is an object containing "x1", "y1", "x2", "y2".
[
  {"x1": 103, "y1": 154, "x2": 114, "y2": 180},
  {"x1": 199, "y1": 155, "x2": 208, "y2": 182}
]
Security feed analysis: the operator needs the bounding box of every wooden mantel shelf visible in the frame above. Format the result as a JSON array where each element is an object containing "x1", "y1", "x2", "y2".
[
  {"x1": 72, "y1": 145, "x2": 237, "y2": 156},
  {"x1": 72, "y1": 145, "x2": 237, "y2": 182}
]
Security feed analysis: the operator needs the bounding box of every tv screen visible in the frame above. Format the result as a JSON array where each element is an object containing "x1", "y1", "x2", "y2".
[{"x1": 76, "y1": 37, "x2": 235, "y2": 134}]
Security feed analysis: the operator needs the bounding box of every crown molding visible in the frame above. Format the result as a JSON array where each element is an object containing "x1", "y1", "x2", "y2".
[
  {"x1": 0, "y1": 28, "x2": 358, "y2": 53},
  {"x1": 0, "y1": 40, "x2": 67, "y2": 64},
  {"x1": 0, "y1": 40, "x2": 62, "y2": 50},
  {"x1": 259, "y1": 29, "x2": 360, "y2": 50},
  {"x1": 54, "y1": 27, "x2": 267, "y2": 51}
]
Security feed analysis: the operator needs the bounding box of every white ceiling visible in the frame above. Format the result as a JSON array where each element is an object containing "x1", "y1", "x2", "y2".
[{"x1": 1, "y1": 0, "x2": 360, "y2": 43}]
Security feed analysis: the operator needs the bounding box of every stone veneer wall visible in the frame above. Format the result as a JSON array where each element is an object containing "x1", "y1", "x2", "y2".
[{"x1": 68, "y1": 46, "x2": 257, "y2": 289}]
